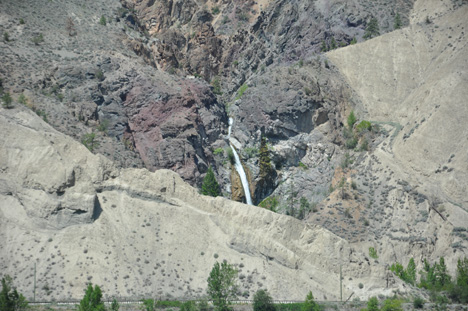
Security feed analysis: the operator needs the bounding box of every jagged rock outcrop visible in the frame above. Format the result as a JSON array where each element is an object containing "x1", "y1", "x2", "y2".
[
  {"x1": 0, "y1": 0, "x2": 227, "y2": 186},
  {"x1": 122, "y1": 76, "x2": 227, "y2": 184}
]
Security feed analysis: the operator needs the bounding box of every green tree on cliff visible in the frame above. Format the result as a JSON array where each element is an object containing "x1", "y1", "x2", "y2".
[
  {"x1": 259, "y1": 136, "x2": 272, "y2": 177},
  {"x1": 201, "y1": 166, "x2": 221, "y2": 197},
  {"x1": 364, "y1": 17, "x2": 380, "y2": 39}
]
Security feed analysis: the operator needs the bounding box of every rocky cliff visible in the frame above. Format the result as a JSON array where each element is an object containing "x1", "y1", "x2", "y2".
[{"x1": 0, "y1": 0, "x2": 467, "y2": 303}]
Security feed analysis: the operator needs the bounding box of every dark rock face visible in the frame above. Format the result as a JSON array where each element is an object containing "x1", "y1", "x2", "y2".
[{"x1": 123, "y1": 78, "x2": 227, "y2": 184}]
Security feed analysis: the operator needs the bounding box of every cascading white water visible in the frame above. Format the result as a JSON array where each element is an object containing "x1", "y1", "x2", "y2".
[{"x1": 227, "y1": 118, "x2": 253, "y2": 205}]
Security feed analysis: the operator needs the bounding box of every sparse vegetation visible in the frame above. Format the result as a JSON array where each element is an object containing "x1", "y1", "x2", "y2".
[
  {"x1": 259, "y1": 196, "x2": 279, "y2": 212},
  {"x1": 97, "y1": 119, "x2": 109, "y2": 133},
  {"x1": 201, "y1": 167, "x2": 221, "y2": 197},
  {"x1": 213, "y1": 148, "x2": 224, "y2": 156},
  {"x1": 18, "y1": 93, "x2": 28, "y2": 106},
  {"x1": 32, "y1": 33, "x2": 44, "y2": 45},
  {"x1": 212, "y1": 6, "x2": 220, "y2": 15},
  {"x1": 347, "y1": 111, "x2": 357, "y2": 129},
  {"x1": 413, "y1": 296, "x2": 424, "y2": 309},
  {"x1": 99, "y1": 15, "x2": 107, "y2": 26},
  {"x1": 81, "y1": 133, "x2": 99, "y2": 151},
  {"x1": 235, "y1": 84, "x2": 248, "y2": 100},
  {"x1": 356, "y1": 120, "x2": 372, "y2": 132},
  {"x1": 394, "y1": 13, "x2": 402, "y2": 30},
  {"x1": 211, "y1": 77, "x2": 222, "y2": 95},
  {"x1": 369, "y1": 247, "x2": 378, "y2": 259},
  {"x1": 2, "y1": 92, "x2": 13, "y2": 109},
  {"x1": 3, "y1": 32, "x2": 10, "y2": 42}
]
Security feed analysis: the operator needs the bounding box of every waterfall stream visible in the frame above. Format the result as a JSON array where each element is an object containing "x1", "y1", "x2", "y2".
[{"x1": 227, "y1": 118, "x2": 253, "y2": 205}]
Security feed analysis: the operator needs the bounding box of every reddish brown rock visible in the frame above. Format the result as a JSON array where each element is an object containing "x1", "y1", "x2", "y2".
[{"x1": 123, "y1": 77, "x2": 227, "y2": 185}]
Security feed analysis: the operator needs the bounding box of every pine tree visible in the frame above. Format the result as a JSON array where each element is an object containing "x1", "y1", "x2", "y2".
[
  {"x1": 201, "y1": 166, "x2": 221, "y2": 197},
  {"x1": 302, "y1": 291, "x2": 320, "y2": 311},
  {"x1": 330, "y1": 37, "x2": 337, "y2": 50},
  {"x1": 435, "y1": 257, "x2": 451, "y2": 289},
  {"x1": 364, "y1": 17, "x2": 380, "y2": 39},
  {"x1": 394, "y1": 13, "x2": 402, "y2": 30},
  {"x1": 2, "y1": 92, "x2": 13, "y2": 109},
  {"x1": 407, "y1": 258, "x2": 417, "y2": 285},
  {"x1": 259, "y1": 136, "x2": 272, "y2": 178}
]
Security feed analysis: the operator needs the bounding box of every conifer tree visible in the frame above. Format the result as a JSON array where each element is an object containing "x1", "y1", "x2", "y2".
[
  {"x1": 394, "y1": 13, "x2": 402, "y2": 30},
  {"x1": 201, "y1": 166, "x2": 221, "y2": 197},
  {"x1": 259, "y1": 136, "x2": 272, "y2": 178},
  {"x1": 302, "y1": 291, "x2": 319, "y2": 311},
  {"x1": 364, "y1": 17, "x2": 380, "y2": 39},
  {"x1": 407, "y1": 258, "x2": 417, "y2": 285}
]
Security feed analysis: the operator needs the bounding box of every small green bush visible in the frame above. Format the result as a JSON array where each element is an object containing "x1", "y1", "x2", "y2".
[
  {"x1": 213, "y1": 148, "x2": 224, "y2": 156},
  {"x1": 227, "y1": 148, "x2": 235, "y2": 165},
  {"x1": 211, "y1": 6, "x2": 220, "y2": 15},
  {"x1": 235, "y1": 84, "x2": 248, "y2": 100},
  {"x1": 259, "y1": 196, "x2": 279, "y2": 212},
  {"x1": 369, "y1": 247, "x2": 378, "y2": 259},
  {"x1": 347, "y1": 111, "x2": 357, "y2": 128},
  {"x1": 413, "y1": 296, "x2": 424, "y2": 309},
  {"x1": 19, "y1": 18, "x2": 25, "y2": 25},
  {"x1": 3, "y1": 32, "x2": 10, "y2": 42},
  {"x1": 18, "y1": 93, "x2": 28, "y2": 105},
  {"x1": 32, "y1": 33, "x2": 44, "y2": 45},
  {"x1": 356, "y1": 120, "x2": 372, "y2": 132},
  {"x1": 381, "y1": 299, "x2": 403, "y2": 311},
  {"x1": 341, "y1": 152, "x2": 352, "y2": 169},
  {"x1": 345, "y1": 137, "x2": 358, "y2": 149},
  {"x1": 95, "y1": 70, "x2": 104, "y2": 81},
  {"x1": 211, "y1": 77, "x2": 222, "y2": 95},
  {"x1": 142, "y1": 299, "x2": 155, "y2": 311},
  {"x1": 2, "y1": 92, "x2": 13, "y2": 109},
  {"x1": 244, "y1": 147, "x2": 258, "y2": 159},
  {"x1": 99, "y1": 15, "x2": 107, "y2": 26},
  {"x1": 360, "y1": 138, "x2": 369, "y2": 151},
  {"x1": 298, "y1": 162, "x2": 308, "y2": 170},
  {"x1": 98, "y1": 119, "x2": 109, "y2": 133},
  {"x1": 358, "y1": 283, "x2": 364, "y2": 289},
  {"x1": 81, "y1": 133, "x2": 98, "y2": 151}
]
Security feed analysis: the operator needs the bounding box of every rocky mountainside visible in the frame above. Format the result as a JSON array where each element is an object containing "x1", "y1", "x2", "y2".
[
  {"x1": 0, "y1": 108, "x2": 411, "y2": 301},
  {"x1": 1, "y1": 0, "x2": 467, "y2": 303}
]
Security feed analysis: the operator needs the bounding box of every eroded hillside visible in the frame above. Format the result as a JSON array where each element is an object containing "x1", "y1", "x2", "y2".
[{"x1": 0, "y1": 0, "x2": 467, "y2": 304}]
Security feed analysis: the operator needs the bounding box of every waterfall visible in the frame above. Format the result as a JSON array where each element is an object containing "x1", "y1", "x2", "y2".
[{"x1": 228, "y1": 118, "x2": 253, "y2": 205}]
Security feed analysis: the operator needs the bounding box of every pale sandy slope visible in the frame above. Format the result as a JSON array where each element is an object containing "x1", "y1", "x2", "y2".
[{"x1": 328, "y1": 0, "x2": 468, "y2": 225}]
